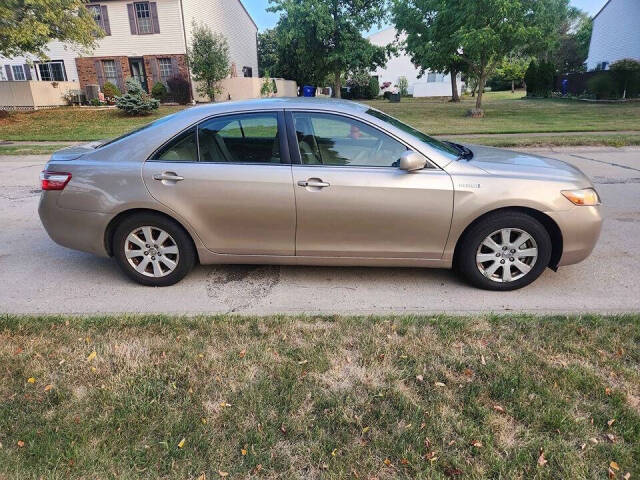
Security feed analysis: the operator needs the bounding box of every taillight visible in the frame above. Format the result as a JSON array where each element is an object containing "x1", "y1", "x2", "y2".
[{"x1": 40, "y1": 171, "x2": 72, "y2": 191}]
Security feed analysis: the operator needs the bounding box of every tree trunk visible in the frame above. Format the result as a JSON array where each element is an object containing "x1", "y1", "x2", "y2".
[
  {"x1": 511, "y1": 80, "x2": 515, "y2": 93},
  {"x1": 450, "y1": 69, "x2": 460, "y2": 102},
  {"x1": 333, "y1": 72, "x2": 341, "y2": 98},
  {"x1": 475, "y1": 73, "x2": 488, "y2": 110}
]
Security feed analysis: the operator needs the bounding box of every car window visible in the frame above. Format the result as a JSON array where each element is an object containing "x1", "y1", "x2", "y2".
[
  {"x1": 198, "y1": 113, "x2": 281, "y2": 164},
  {"x1": 152, "y1": 126, "x2": 198, "y2": 162},
  {"x1": 292, "y1": 112, "x2": 407, "y2": 167}
]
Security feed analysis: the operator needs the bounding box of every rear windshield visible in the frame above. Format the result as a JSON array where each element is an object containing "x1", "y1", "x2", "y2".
[
  {"x1": 98, "y1": 111, "x2": 183, "y2": 148},
  {"x1": 365, "y1": 108, "x2": 459, "y2": 160}
]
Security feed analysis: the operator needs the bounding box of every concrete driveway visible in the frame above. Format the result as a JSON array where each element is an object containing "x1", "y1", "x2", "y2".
[{"x1": 1, "y1": 146, "x2": 639, "y2": 314}]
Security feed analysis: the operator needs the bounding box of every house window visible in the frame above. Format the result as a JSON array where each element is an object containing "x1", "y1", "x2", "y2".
[
  {"x1": 12, "y1": 65, "x2": 26, "y2": 81},
  {"x1": 38, "y1": 61, "x2": 67, "y2": 81},
  {"x1": 158, "y1": 58, "x2": 173, "y2": 83},
  {"x1": 135, "y1": 2, "x2": 152, "y2": 34},
  {"x1": 242, "y1": 66, "x2": 253, "y2": 78},
  {"x1": 102, "y1": 60, "x2": 118, "y2": 84},
  {"x1": 88, "y1": 5, "x2": 102, "y2": 26},
  {"x1": 426, "y1": 72, "x2": 436, "y2": 83}
]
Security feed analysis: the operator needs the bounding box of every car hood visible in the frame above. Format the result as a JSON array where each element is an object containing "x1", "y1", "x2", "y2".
[
  {"x1": 49, "y1": 141, "x2": 104, "y2": 161},
  {"x1": 463, "y1": 144, "x2": 590, "y2": 184}
]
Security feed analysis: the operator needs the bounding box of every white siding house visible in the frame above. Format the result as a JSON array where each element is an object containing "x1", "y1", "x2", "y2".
[
  {"x1": 0, "y1": 0, "x2": 258, "y2": 101},
  {"x1": 586, "y1": 0, "x2": 640, "y2": 71},
  {"x1": 367, "y1": 27, "x2": 462, "y2": 98}
]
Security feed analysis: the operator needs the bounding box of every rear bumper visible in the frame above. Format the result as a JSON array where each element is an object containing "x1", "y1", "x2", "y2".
[
  {"x1": 548, "y1": 205, "x2": 602, "y2": 267},
  {"x1": 38, "y1": 192, "x2": 111, "y2": 257}
]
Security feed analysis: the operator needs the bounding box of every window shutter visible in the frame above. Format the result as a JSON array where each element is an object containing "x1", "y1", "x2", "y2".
[
  {"x1": 23, "y1": 64, "x2": 32, "y2": 80},
  {"x1": 101, "y1": 5, "x2": 111, "y2": 35},
  {"x1": 127, "y1": 3, "x2": 138, "y2": 34},
  {"x1": 116, "y1": 61, "x2": 125, "y2": 91},
  {"x1": 5, "y1": 65, "x2": 13, "y2": 81},
  {"x1": 94, "y1": 60, "x2": 104, "y2": 87},
  {"x1": 150, "y1": 57, "x2": 159, "y2": 84},
  {"x1": 150, "y1": 2, "x2": 160, "y2": 33}
]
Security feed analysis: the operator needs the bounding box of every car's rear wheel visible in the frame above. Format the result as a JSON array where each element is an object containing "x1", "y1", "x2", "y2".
[
  {"x1": 113, "y1": 213, "x2": 196, "y2": 286},
  {"x1": 456, "y1": 212, "x2": 552, "y2": 291}
]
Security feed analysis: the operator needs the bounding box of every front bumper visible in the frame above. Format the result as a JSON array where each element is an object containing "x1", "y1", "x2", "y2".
[
  {"x1": 548, "y1": 205, "x2": 602, "y2": 267},
  {"x1": 38, "y1": 192, "x2": 111, "y2": 257}
]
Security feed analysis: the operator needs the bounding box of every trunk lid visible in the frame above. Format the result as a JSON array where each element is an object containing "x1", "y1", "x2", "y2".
[{"x1": 50, "y1": 141, "x2": 105, "y2": 161}]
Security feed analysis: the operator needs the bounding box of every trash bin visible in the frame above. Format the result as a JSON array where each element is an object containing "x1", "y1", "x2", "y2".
[
  {"x1": 389, "y1": 93, "x2": 401, "y2": 102},
  {"x1": 302, "y1": 85, "x2": 315, "y2": 97}
]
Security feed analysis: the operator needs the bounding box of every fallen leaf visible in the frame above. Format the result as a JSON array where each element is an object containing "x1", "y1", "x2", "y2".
[
  {"x1": 331, "y1": 448, "x2": 337, "y2": 457},
  {"x1": 14, "y1": 347, "x2": 23, "y2": 355},
  {"x1": 463, "y1": 368, "x2": 473, "y2": 377},
  {"x1": 580, "y1": 443, "x2": 586, "y2": 450},
  {"x1": 196, "y1": 474, "x2": 206, "y2": 480},
  {"x1": 609, "y1": 468, "x2": 616, "y2": 479},
  {"x1": 86, "y1": 351, "x2": 97, "y2": 362},
  {"x1": 241, "y1": 447, "x2": 247, "y2": 456},
  {"x1": 17, "y1": 440, "x2": 25, "y2": 447},
  {"x1": 471, "y1": 440, "x2": 483, "y2": 448},
  {"x1": 537, "y1": 450, "x2": 547, "y2": 467},
  {"x1": 448, "y1": 440, "x2": 456, "y2": 446},
  {"x1": 492, "y1": 405, "x2": 505, "y2": 413},
  {"x1": 197, "y1": 353, "x2": 204, "y2": 358},
  {"x1": 608, "y1": 419, "x2": 616, "y2": 427},
  {"x1": 416, "y1": 374, "x2": 424, "y2": 383},
  {"x1": 280, "y1": 424, "x2": 287, "y2": 435},
  {"x1": 400, "y1": 458, "x2": 408, "y2": 465},
  {"x1": 298, "y1": 359, "x2": 308, "y2": 365},
  {"x1": 362, "y1": 426, "x2": 370, "y2": 434},
  {"x1": 90, "y1": 366, "x2": 97, "y2": 372},
  {"x1": 605, "y1": 387, "x2": 612, "y2": 396},
  {"x1": 383, "y1": 458, "x2": 392, "y2": 466},
  {"x1": 481, "y1": 355, "x2": 486, "y2": 366},
  {"x1": 239, "y1": 349, "x2": 246, "y2": 358},
  {"x1": 611, "y1": 461, "x2": 620, "y2": 471},
  {"x1": 178, "y1": 438, "x2": 186, "y2": 449},
  {"x1": 435, "y1": 382, "x2": 446, "y2": 387},
  {"x1": 252, "y1": 464, "x2": 262, "y2": 474},
  {"x1": 44, "y1": 384, "x2": 53, "y2": 392},
  {"x1": 444, "y1": 467, "x2": 462, "y2": 477},
  {"x1": 27, "y1": 377, "x2": 35, "y2": 384},
  {"x1": 219, "y1": 402, "x2": 231, "y2": 408},
  {"x1": 218, "y1": 471, "x2": 228, "y2": 477},
  {"x1": 589, "y1": 437, "x2": 599, "y2": 444},
  {"x1": 606, "y1": 433, "x2": 616, "y2": 443},
  {"x1": 623, "y1": 473, "x2": 630, "y2": 480},
  {"x1": 201, "y1": 418, "x2": 207, "y2": 424}
]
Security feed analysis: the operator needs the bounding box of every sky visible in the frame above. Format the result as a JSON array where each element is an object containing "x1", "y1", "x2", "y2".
[{"x1": 242, "y1": 0, "x2": 607, "y2": 32}]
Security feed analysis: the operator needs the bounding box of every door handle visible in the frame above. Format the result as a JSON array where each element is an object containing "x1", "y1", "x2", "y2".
[
  {"x1": 297, "y1": 179, "x2": 330, "y2": 188},
  {"x1": 153, "y1": 172, "x2": 184, "y2": 182}
]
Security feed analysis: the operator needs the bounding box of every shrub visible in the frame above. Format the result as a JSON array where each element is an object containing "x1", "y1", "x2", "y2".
[
  {"x1": 166, "y1": 75, "x2": 191, "y2": 104},
  {"x1": 115, "y1": 78, "x2": 159, "y2": 115},
  {"x1": 101, "y1": 81, "x2": 121, "y2": 100},
  {"x1": 260, "y1": 72, "x2": 277, "y2": 97},
  {"x1": 587, "y1": 73, "x2": 618, "y2": 99},
  {"x1": 397, "y1": 76, "x2": 409, "y2": 96},
  {"x1": 610, "y1": 58, "x2": 640, "y2": 98},
  {"x1": 151, "y1": 81, "x2": 168, "y2": 101},
  {"x1": 525, "y1": 60, "x2": 555, "y2": 97},
  {"x1": 367, "y1": 76, "x2": 380, "y2": 99}
]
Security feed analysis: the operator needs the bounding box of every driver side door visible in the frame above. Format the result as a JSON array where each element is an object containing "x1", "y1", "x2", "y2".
[{"x1": 288, "y1": 111, "x2": 454, "y2": 259}]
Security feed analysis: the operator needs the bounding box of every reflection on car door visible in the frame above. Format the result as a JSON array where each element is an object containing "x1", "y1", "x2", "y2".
[
  {"x1": 288, "y1": 111, "x2": 454, "y2": 259},
  {"x1": 142, "y1": 111, "x2": 296, "y2": 256}
]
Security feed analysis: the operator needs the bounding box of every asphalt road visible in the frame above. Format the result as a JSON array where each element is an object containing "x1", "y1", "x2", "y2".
[{"x1": 1, "y1": 146, "x2": 639, "y2": 315}]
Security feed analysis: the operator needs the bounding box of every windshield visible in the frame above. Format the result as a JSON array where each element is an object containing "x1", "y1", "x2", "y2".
[
  {"x1": 365, "y1": 108, "x2": 460, "y2": 160},
  {"x1": 98, "y1": 111, "x2": 183, "y2": 148}
]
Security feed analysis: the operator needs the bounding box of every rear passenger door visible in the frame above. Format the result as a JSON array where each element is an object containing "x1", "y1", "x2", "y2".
[{"x1": 143, "y1": 111, "x2": 296, "y2": 256}]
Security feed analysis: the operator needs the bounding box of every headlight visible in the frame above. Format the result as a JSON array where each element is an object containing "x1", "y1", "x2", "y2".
[{"x1": 561, "y1": 188, "x2": 601, "y2": 206}]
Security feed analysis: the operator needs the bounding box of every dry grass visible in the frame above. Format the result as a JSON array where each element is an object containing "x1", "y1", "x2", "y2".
[{"x1": 0, "y1": 314, "x2": 639, "y2": 479}]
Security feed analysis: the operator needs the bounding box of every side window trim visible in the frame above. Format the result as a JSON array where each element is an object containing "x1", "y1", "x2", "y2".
[
  {"x1": 285, "y1": 109, "x2": 438, "y2": 170},
  {"x1": 147, "y1": 109, "x2": 291, "y2": 165}
]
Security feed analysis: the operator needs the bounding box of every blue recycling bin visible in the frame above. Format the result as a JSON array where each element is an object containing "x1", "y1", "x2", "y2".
[{"x1": 302, "y1": 85, "x2": 315, "y2": 97}]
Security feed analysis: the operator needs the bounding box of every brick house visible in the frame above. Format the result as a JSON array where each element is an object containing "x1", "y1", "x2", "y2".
[{"x1": 0, "y1": 0, "x2": 258, "y2": 100}]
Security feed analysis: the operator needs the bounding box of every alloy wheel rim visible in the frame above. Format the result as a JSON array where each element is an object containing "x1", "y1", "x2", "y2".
[
  {"x1": 124, "y1": 226, "x2": 179, "y2": 278},
  {"x1": 476, "y1": 228, "x2": 538, "y2": 283}
]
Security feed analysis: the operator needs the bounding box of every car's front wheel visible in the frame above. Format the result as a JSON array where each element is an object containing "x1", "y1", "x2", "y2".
[
  {"x1": 456, "y1": 212, "x2": 552, "y2": 291},
  {"x1": 113, "y1": 213, "x2": 196, "y2": 286}
]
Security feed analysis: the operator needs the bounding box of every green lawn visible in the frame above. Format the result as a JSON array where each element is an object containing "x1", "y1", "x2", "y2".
[
  {"x1": 1, "y1": 92, "x2": 640, "y2": 143},
  {"x1": 1, "y1": 314, "x2": 638, "y2": 479}
]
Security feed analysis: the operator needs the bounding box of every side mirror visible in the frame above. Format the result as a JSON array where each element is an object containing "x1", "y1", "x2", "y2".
[{"x1": 399, "y1": 150, "x2": 427, "y2": 172}]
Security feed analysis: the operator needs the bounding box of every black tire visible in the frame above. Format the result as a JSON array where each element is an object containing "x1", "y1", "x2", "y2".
[
  {"x1": 455, "y1": 211, "x2": 552, "y2": 291},
  {"x1": 113, "y1": 212, "x2": 196, "y2": 286}
]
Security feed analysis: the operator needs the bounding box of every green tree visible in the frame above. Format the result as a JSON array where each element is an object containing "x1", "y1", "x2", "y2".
[
  {"x1": 269, "y1": 0, "x2": 388, "y2": 98},
  {"x1": 392, "y1": 0, "x2": 466, "y2": 102},
  {"x1": 610, "y1": 59, "x2": 640, "y2": 99},
  {"x1": 397, "y1": 76, "x2": 409, "y2": 96},
  {"x1": 554, "y1": 9, "x2": 592, "y2": 73},
  {"x1": 0, "y1": 0, "x2": 103, "y2": 58},
  {"x1": 257, "y1": 29, "x2": 280, "y2": 78},
  {"x1": 497, "y1": 56, "x2": 530, "y2": 93},
  {"x1": 188, "y1": 22, "x2": 230, "y2": 102}
]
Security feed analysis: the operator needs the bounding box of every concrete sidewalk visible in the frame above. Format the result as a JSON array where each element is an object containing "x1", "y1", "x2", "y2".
[{"x1": 1, "y1": 146, "x2": 639, "y2": 315}]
